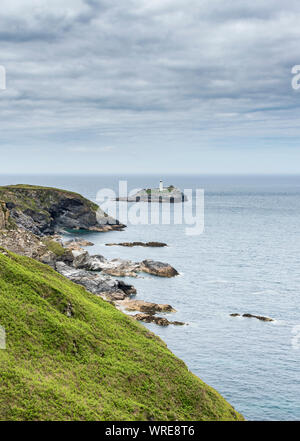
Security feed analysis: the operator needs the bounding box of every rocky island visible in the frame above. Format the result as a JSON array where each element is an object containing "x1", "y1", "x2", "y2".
[{"x1": 117, "y1": 181, "x2": 187, "y2": 203}]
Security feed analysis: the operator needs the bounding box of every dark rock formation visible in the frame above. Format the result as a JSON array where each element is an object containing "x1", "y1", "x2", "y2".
[
  {"x1": 242, "y1": 313, "x2": 274, "y2": 322},
  {"x1": 230, "y1": 313, "x2": 274, "y2": 322},
  {"x1": 141, "y1": 259, "x2": 179, "y2": 278},
  {"x1": 132, "y1": 313, "x2": 185, "y2": 326},
  {"x1": 56, "y1": 262, "x2": 136, "y2": 301},
  {"x1": 106, "y1": 241, "x2": 167, "y2": 247},
  {"x1": 0, "y1": 185, "x2": 125, "y2": 236}
]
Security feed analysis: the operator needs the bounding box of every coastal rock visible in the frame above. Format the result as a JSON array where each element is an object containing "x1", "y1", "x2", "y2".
[
  {"x1": 106, "y1": 241, "x2": 167, "y2": 248},
  {"x1": 70, "y1": 251, "x2": 178, "y2": 279},
  {"x1": 71, "y1": 250, "x2": 107, "y2": 270},
  {"x1": 72, "y1": 251, "x2": 140, "y2": 276},
  {"x1": 242, "y1": 313, "x2": 274, "y2": 322},
  {"x1": 120, "y1": 299, "x2": 176, "y2": 314},
  {"x1": 56, "y1": 262, "x2": 136, "y2": 301},
  {"x1": 96, "y1": 258, "x2": 141, "y2": 277},
  {"x1": 141, "y1": 259, "x2": 179, "y2": 278},
  {"x1": 132, "y1": 313, "x2": 185, "y2": 326},
  {"x1": 0, "y1": 185, "x2": 125, "y2": 236},
  {"x1": 230, "y1": 313, "x2": 274, "y2": 322},
  {"x1": 64, "y1": 238, "x2": 94, "y2": 249}
]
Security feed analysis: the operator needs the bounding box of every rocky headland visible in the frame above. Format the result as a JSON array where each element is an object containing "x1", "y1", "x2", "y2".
[
  {"x1": 0, "y1": 187, "x2": 180, "y2": 325},
  {"x1": 0, "y1": 184, "x2": 124, "y2": 235}
]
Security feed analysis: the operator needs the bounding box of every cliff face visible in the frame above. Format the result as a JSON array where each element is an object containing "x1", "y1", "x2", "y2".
[
  {"x1": 0, "y1": 185, "x2": 124, "y2": 235},
  {"x1": 0, "y1": 201, "x2": 10, "y2": 230}
]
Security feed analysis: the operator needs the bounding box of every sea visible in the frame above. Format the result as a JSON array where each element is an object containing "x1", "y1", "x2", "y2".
[{"x1": 1, "y1": 174, "x2": 300, "y2": 421}]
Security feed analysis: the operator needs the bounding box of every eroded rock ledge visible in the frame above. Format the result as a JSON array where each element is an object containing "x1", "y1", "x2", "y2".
[
  {"x1": 119, "y1": 299, "x2": 176, "y2": 314},
  {"x1": 69, "y1": 250, "x2": 179, "y2": 278},
  {"x1": 132, "y1": 313, "x2": 185, "y2": 327}
]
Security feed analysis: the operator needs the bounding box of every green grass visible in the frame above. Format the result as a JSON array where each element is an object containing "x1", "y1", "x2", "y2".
[
  {"x1": 42, "y1": 238, "x2": 68, "y2": 258},
  {"x1": 0, "y1": 250, "x2": 243, "y2": 421}
]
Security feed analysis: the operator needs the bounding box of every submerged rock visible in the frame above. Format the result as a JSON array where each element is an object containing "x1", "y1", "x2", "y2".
[
  {"x1": 242, "y1": 313, "x2": 274, "y2": 322},
  {"x1": 106, "y1": 241, "x2": 167, "y2": 247},
  {"x1": 230, "y1": 313, "x2": 273, "y2": 322}
]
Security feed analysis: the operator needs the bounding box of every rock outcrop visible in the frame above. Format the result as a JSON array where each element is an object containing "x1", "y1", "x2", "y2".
[
  {"x1": 56, "y1": 262, "x2": 136, "y2": 301},
  {"x1": 0, "y1": 228, "x2": 72, "y2": 268},
  {"x1": 140, "y1": 259, "x2": 179, "y2": 277},
  {"x1": 0, "y1": 185, "x2": 124, "y2": 235},
  {"x1": 132, "y1": 313, "x2": 185, "y2": 326},
  {"x1": 119, "y1": 299, "x2": 176, "y2": 314},
  {"x1": 0, "y1": 201, "x2": 10, "y2": 230},
  {"x1": 71, "y1": 250, "x2": 179, "y2": 278},
  {"x1": 230, "y1": 313, "x2": 274, "y2": 322}
]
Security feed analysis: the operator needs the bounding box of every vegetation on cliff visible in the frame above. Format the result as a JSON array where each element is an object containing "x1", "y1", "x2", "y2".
[{"x1": 0, "y1": 249, "x2": 243, "y2": 421}]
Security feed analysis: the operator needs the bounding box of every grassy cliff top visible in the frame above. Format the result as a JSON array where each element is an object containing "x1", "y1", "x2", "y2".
[
  {"x1": 0, "y1": 250, "x2": 243, "y2": 421},
  {"x1": 0, "y1": 185, "x2": 99, "y2": 212}
]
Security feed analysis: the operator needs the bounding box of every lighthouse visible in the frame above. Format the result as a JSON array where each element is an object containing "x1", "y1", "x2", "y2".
[{"x1": 159, "y1": 180, "x2": 163, "y2": 192}]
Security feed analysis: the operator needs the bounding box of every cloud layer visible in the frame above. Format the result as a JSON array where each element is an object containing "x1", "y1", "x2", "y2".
[{"x1": 1, "y1": 0, "x2": 300, "y2": 173}]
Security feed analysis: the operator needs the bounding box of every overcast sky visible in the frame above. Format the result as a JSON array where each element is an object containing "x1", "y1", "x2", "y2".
[{"x1": 1, "y1": 0, "x2": 300, "y2": 174}]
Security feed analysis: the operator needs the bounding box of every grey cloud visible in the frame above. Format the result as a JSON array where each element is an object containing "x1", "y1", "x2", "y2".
[{"x1": 0, "y1": 0, "x2": 300, "y2": 172}]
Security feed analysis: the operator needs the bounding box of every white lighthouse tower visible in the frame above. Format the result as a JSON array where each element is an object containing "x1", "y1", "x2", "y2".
[{"x1": 159, "y1": 180, "x2": 163, "y2": 192}]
